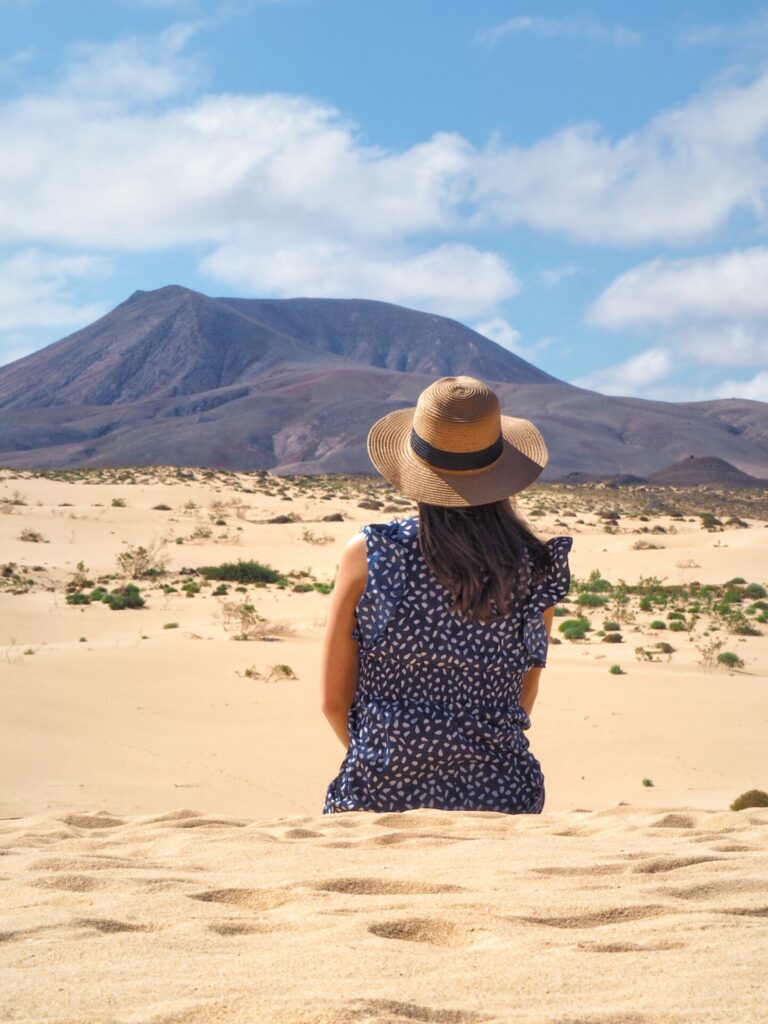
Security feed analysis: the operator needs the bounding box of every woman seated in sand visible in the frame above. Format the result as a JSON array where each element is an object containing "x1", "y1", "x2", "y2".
[{"x1": 320, "y1": 375, "x2": 572, "y2": 815}]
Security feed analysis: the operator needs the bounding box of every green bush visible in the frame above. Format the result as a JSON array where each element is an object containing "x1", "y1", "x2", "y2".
[
  {"x1": 668, "y1": 620, "x2": 686, "y2": 632},
  {"x1": 577, "y1": 593, "x2": 608, "y2": 608},
  {"x1": 603, "y1": 620, "x2": 621, "y2": 632},
  {"x1": 609, "y1": 664, "x2": 625, "y2": 675},
  {"x1": 717, "y1": 651, "x2": 744, "y2": 669},
  {"x1": 104, "y1": 584, "x2": 145, "y2": 610},
  {"x1": 649, "y1": 619, "x2": 667, "y2": 629},
  {"x1": 730, "y1": 789, "x2": 768, "y2": 811},
  {"x1": 667, "y1": 611, "x2": 686, "y2": 620},
  {"x1": 198, "y1": 559, "x2": 285, "y2": 584},
  {"x1": 602, "y1": 633, "x2": 623, "y2": 643},
  {"x1": 744, "y1": 583, "x2": 766, "y2": 599}
]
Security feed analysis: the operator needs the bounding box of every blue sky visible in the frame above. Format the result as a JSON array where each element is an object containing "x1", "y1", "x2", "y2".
[{"x1": 1, "y1": 0, "x2": 768, "y2": 402}]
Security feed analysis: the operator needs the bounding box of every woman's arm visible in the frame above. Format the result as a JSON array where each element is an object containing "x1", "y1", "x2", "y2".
[
  {"x1": 320, "y1": 532, "x2": 368, "y2": 748},
  {"x1": 519, "y1": 604, "x2": 555, "y2": 717}
]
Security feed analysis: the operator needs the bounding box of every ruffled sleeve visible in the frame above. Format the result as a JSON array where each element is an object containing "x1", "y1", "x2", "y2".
[
  {"x1": 521, "y1": 535, "x2": 573, "y2": 670},
  {"x1": 351, "y1": 521, "x2": 408, "y2": 647}
]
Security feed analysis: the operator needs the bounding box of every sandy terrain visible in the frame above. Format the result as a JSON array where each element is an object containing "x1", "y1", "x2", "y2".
[{"x1": 1, "y1": 467, "x2": 766, "y2": 1022}]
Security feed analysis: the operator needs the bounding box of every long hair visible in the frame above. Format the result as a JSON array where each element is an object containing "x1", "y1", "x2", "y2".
[{"x1": 417, "y1": 498, "x2": 551, "y2": 624}]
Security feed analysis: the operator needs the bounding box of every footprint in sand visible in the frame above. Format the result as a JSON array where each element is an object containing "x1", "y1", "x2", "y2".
[
  {"x1": 630, "y1": 855, "x2": 725, "y2": 874},
  {"x1": 311, "y1": 876, "x2": 463, "y2": 896},
  {"x1": 514, "y1": 904, "x2": 669, "y2": 928},
  {"x1": 349, "y1": 998, "x2": 486, "y2": 1022},
  {"x1": 577, "y1": 939, "x2": 685, "y2": 953},
  {"x1": 367, "y1": 917, "x2": 469, "y2": 947},
  {"x1": 187, "y1": 887, "x2": 293, "y2": 910},
  {"x1": 73, "y1": 918, "x2": 153, "y2": 934},
  {"x1": 207, "y1": 920, "x2": 288, "y2": 936},
  {"x1": 649, "y1": 813, "x2": 697, "y2": 829},
  {"x1": 29, "y1": 873, "x2": 101, "y2": 892},
  {"x1": 530, "y1": 863, "x2": 628, "y2": 877},
  {"x1": 59, "y1": 813, "x2": 125, "y2": 830},
  {"x1": 654, "y1": 877, "x2": 763, "y2": 900}
]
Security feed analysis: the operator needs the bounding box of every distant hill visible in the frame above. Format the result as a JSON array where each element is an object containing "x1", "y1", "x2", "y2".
[
  {"x1": 0, "y1": 285, "x2": 766, "y2": 482},
  {"x1": 646, "y1": 455, "x2": 768, "y2": 488}
]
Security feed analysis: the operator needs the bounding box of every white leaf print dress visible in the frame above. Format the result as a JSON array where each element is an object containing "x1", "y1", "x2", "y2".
[{"x1": 323, "y1": 515, "x2": 573, "y2": 815}]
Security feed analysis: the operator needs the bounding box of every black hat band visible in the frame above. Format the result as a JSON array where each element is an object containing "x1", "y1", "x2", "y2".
[{"x1": 409, "y1": 427, "x2": 504, "y2": 471}]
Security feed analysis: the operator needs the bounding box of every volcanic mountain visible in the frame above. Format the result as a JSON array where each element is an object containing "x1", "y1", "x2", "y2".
[{"x1": 0, "y1": 285, "x2": 766, "y2": 482}]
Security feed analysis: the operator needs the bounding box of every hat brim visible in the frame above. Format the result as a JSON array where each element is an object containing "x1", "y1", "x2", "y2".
[{"x1": 367, "y1": 407, "x2": 549, "y2": 507}]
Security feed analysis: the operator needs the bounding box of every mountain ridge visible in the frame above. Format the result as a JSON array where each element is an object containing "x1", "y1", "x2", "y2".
[{"x1": 0, "y1": 286, "x2": 766, "y2": 483}]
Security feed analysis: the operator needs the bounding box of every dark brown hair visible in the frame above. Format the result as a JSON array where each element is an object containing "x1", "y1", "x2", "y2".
[{"x1": 417, "y1": 498, "x2": 550, "y2": 624}]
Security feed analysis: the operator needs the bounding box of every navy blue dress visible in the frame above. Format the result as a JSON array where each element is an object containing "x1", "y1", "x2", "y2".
[{"x1": 323, "y1": 516, "x2": 573, "y2": 815}]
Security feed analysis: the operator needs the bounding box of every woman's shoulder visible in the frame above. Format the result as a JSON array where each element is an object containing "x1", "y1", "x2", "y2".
[{"x1": 358, "y1": 514, "x2": 418, "y2": 545}]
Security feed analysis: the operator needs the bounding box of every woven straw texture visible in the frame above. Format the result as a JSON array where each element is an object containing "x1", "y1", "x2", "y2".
[{"x1": 367, "y1": 376, "x2": 548, "y2": 507}]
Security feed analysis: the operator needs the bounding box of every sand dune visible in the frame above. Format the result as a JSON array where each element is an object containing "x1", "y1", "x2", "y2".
[
  {"x1": 1, "y1": 469, "x2": 767, "y2": 1021},
  {"x1": 1, "y1": 804, "x2": 766, "y2": 1023}
]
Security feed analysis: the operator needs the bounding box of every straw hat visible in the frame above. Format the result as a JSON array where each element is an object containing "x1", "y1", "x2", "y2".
[{"x1": 366, "y1": 376, "x2": 549, "y2": 507}]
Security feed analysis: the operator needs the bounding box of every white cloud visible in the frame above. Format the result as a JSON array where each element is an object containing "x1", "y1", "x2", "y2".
[
  {"x1": 709, "y1": 370, "x2": 768, "y2": 401},
  {"x1": 666, "y1": 322, "x2": 768, "y2": 367},
  {"x1": 0, "y1": 248, "x2": 111, "y2": 331},
  {"x1": 587, "y1": 247, "x2": 768, "y2": 328},
  {"x1": 478, "y1": 15, "x2": 642, "y2": 48},
  {"x1": 679, "y1": 11, "x2": 768, "y2": 48},
  {"x1": 473, "y1": 71, "x2": 768, "y2": 244},
  {"x1": 570, "y1": 346, "x2": 675, "y2": 396},
  {"x1": 472, "y1": 319, "x2": 555, "y2": 364},
  {"x1": 4, "y1": 24, "x2": 768, "y2": 327},
  {"x1": 61, "y1": 22, "x2": 205, "y2": 105},
  {"x1": 539, "y1": 264, "x2": 579, "y2": 287},
  {"x1": 203, "y1": 242, "x2": 520, "y2": 319}
]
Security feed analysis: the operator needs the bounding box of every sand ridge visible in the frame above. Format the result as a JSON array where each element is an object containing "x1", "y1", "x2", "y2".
[{"x1": 1, "y1": 803, "x2": 766, "y2": 1023}]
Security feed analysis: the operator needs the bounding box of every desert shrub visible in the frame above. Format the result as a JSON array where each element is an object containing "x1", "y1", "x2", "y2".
[
  {"x1": 561, "y1": 621, "x2": 588, "y2": 641},
  {"x1": 717, "y1": 651, "x2": 744, "y2": 669},
  {"x1": 267, "y1": 513, "x2": 299, "y2": 524},
  {"x1": 111, "y1": 497, "x2": 126, "y2": 507},
  {"x1": 642, "y1": 777, "x2": 654, "y2": 787},
  {"x1": 221, "y1": 600, "x2": 292, "y2": 640},
  {"x1": 313, "y1": 581, "x2": 333, "y2": 594},
  {"x1": 668, "y1": 620, "x2": 686, "y2": 632},
  {"x1": 649, "y1": 620, "x2": 667, "y2": 629},
  {"x1": 163, "y1": 622, "x2": 179, "y2": 629},
  {"x1": 602, "y1": 633, "x2": 623, "y2": 643},
  {"x1": 730, "y1": 789, "x2": 768, "y2": 811},
  {"x1": 105, "y1": 584, "x2": 145, "y2": 610},
  {"x1": 603, "y1": 620, "x2": 621, "y2": 631},
  {"x1": 744, "y1": 583, "x2": 766, "y2": 599},
  {"x1": 152, "y1": 503, "x2": 172, "y2": 511},
  {"x1": 577, "y1": 593, "x2": 608, "y2": 608},
  {"x1": 301, "y1": 528, "x2": 333, "y2": 545},
  {"x1": 19, "y1": 528, "x2": 45, "y2": 543},
  {"x1": 656, "y1": 642, "x2": 675, "y2": 655},
  {"x1": 357, "y1": 499, "x2": 383, "y2": 511},
  {"x1": 609, "y1": 664, "x2": 625, "y2": 675},
  {"x1": 667, "y1": 611, "x2": 686, "y2": 620},
  {"x1": 292, "y1": 583, "x2": 314, "y2": 592},
  {"x1": 66, "y1": 591, "x2": 91, "y2": 605},
  {"x1": 198, "y1": 559, "x2": 285, "y2": 584},
  {"x1": 117, "y1": 541, "x2": 166, "y2": 579},
  {"x1": 265, "y1": 664, "x2": 297, "y2": 682}
]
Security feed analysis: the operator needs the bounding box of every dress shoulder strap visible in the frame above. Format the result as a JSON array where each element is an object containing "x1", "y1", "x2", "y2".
[
  {"x1": 521, "y1": 535, "x2": 574, "y2": 669},
  {"x1": 351, "y1": 518, "x2": 410, "y2": 645}
]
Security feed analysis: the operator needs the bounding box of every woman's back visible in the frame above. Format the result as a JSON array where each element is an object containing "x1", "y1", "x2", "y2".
[{"x1": 323, "y1": 515, "x2": 573, "y2": 815}]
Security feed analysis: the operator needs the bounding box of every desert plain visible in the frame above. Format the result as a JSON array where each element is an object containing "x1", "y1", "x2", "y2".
[{"x1": 1, "y1": 466, "x2": 766, "y2": 1024}]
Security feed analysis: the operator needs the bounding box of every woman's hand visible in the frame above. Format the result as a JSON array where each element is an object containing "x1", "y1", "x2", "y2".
[{"x1": 320, "y1": 532, "x2": 368, "y2": 748}]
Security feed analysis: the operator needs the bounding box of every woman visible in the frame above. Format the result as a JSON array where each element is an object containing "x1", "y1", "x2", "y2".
[{"x1": 320, "y1": 375, "x2": 572, "y2": 814}]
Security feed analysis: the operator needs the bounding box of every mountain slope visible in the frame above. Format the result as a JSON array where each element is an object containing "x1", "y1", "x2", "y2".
[{"x1": 0, "y1": 286, "x2": 766, "y2": 481}]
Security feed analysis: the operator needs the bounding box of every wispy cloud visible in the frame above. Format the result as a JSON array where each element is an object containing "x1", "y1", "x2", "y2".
[
  {"x1": 678, "y1": 9, "x2": 768, "y2": 48},
  {"x1": 587, "y1": 247, "x2": 768, "y2": 328},
  {"x1": 0, "y1": 47, "x2": 35, "y2": 76},
  {"x1": 472, "y1": 318, "x2": 552, "y2": 361},
  {"x1": 0, "y1": 249, "x2": 111, "y2": 332},
  {"x1": 570, "y1": 346, "x2": 675, "y2": 397},
  {"x1": 478, "y1": 15, "x2": 642, "y2": 48}
]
